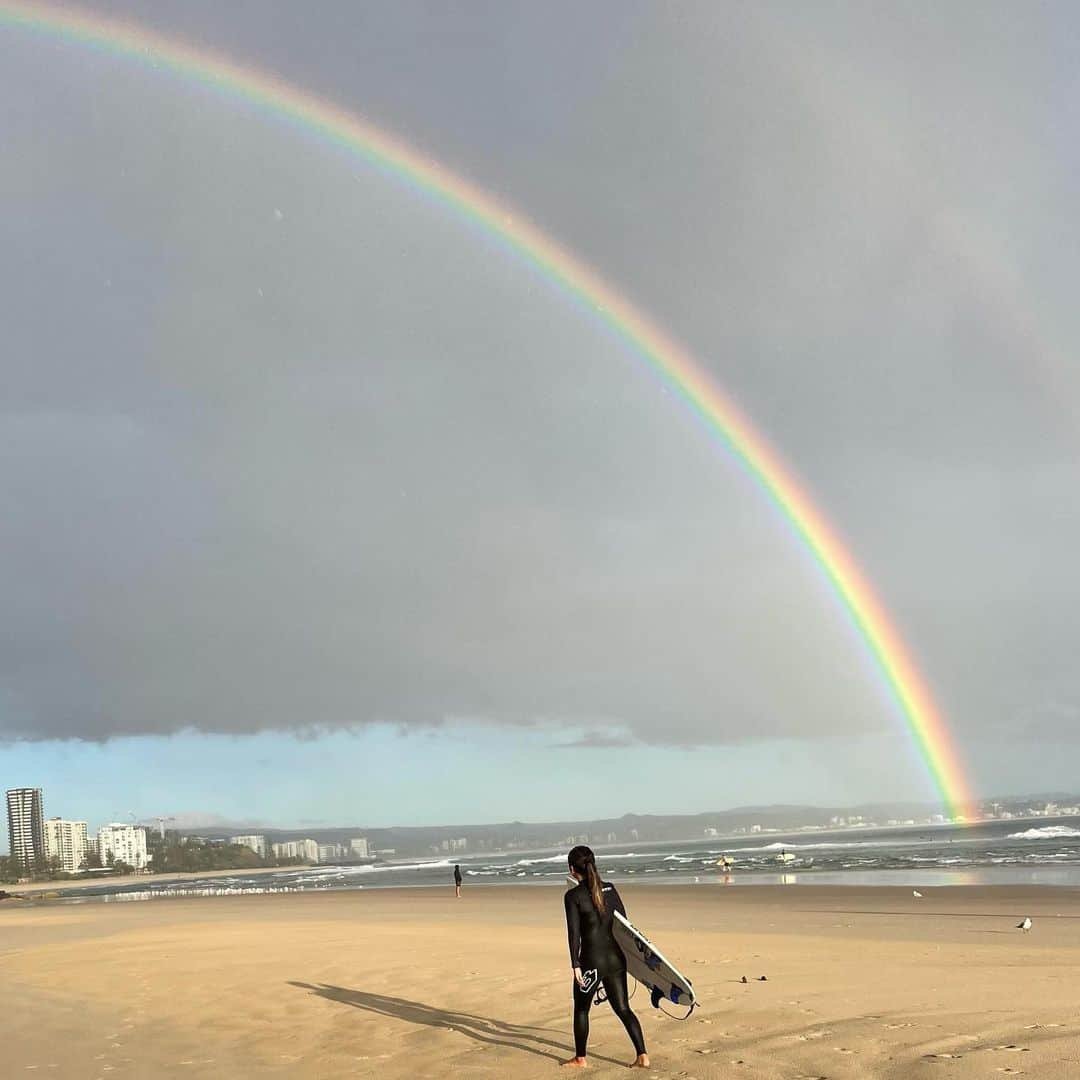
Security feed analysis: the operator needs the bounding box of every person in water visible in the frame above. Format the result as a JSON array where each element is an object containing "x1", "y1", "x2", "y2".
[
  {"x1": 453, "y1": 864, "x2": 462, "y2": 898},
  {"x1": 562, "y1": 845, "x2": 649, "y2": 1069}
]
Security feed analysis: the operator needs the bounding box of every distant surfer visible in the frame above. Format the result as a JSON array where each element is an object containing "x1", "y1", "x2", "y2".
[
  {"x1": 562, "y1": 845, "x2": 649, "y2": 1069},
  {"x1": 454, "y1": 864, "x2": 462, "y2": 898}
]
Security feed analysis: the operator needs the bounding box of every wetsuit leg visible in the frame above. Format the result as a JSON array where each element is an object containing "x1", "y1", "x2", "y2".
[
  {"x1": 572, "y1": 978, "x2": 593, "y2": 1058},
  {"x1": 600, "y1": 970, "x2": 647, "y2": 1057}
]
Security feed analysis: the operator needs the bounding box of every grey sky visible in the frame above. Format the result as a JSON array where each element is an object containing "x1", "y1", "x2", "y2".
[{"x1": 2, "y1": 1, "x2": 1078, "y2": 764}]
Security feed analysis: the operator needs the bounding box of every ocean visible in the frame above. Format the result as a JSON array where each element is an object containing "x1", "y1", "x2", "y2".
[{"x1": 45, "y1": 816, "x2": 1080, "y2": 903}]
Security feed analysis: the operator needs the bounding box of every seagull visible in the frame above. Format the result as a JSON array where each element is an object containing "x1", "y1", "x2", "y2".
[
  {"x1": 913, "y1": 890, "x2": 923, "y2": 898},
  {"x1": 1017, "y1": 917, "x2": 1032, "y2": 932}
]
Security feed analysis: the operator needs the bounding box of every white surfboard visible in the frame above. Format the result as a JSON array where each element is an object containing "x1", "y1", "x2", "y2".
[{"x1": 612, "y1": 909, "x2": 697, "y2": 1011}]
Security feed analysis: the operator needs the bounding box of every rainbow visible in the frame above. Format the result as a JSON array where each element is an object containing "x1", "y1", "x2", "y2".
[{"x1": 1, "y1": 1, "x2": 976, "y2": 817}]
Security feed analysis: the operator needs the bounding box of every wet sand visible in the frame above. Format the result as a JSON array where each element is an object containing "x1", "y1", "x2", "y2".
[
  {"x1": 2, "y1": 884, "x2": 1079, "y2": 1077},
  {"x1": 5, "y1": 865, "x2": 287, "y2": 895}
]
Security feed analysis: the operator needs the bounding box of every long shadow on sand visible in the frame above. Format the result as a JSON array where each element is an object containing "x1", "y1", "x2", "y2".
[{"x1": 288, "y1": 982, "x2": 624, "y2": 1066}]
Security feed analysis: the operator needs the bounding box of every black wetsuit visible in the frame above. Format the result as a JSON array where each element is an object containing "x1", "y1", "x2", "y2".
[{"x1": 564, "y1": 880, "x2": 647, "y2": 1059}]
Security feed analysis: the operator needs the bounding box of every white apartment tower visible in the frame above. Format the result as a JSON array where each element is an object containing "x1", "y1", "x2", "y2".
[
  {"x1": 6, "y1": 788, "x2": 46, "y2": 868},
  {"x1": 98, "y1": 824, "x2": 148, "y2": 871},
  {"x1": 272, "y1": 838, "x2": 319, "y2": 863},
  {"x1": 44, "y1": 818, "x2": 89, "y2": 873},
  {"x1": 230, "y1": 834, "x2": 268, "y2": 858},
  {"x1": 318, "y1": 843, "x2": 348, "y2": 864},
  {"x1": 271, "y1": 840, "x2": 294, "y2": 860},
  {"x1": 349, "y1": 837, "x2": 370, "y2": 859}
]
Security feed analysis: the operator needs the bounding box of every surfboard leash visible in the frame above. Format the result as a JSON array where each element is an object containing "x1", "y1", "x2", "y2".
[
  {"x1": 655, "y1": 997, "x2": 697, "y2": 1020},
  {"x1": 650, "y1": 979, "x2": 697, "y2": 1019}
]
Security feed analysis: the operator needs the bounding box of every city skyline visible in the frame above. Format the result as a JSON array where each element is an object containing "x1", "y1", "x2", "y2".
[{"x1": 7, "y1": 776, "x2": 1078, "y2": 859}]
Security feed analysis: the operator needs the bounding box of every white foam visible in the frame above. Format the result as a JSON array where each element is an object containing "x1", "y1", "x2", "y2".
[
  {"x1": 1008, "y1": 826, "x2": 1080, "y2": 840},
  {"x1": 515, "y1": 851, "x2": 660, "y2": 866}
]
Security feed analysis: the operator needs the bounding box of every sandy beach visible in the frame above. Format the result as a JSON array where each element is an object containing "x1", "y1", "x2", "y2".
[{"x1": 2, "y1": 884, "x2": 1079, "y2": 1078}]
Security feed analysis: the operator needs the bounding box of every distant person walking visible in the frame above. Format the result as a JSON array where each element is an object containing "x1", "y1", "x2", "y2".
[
  {"x1": 562, "y1": 845, "x2": 649, "y2": 1069},
  {"x1": 454, "y1": 863, "x2": 462, "y2": 898}
]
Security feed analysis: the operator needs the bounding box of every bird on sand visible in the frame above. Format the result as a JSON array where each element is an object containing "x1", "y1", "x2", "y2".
[
  {"x1": 913, "y1": 890, "x2": 923, "y2": 898},
  {"x1": 1017, "y1": 917, "x2": 1032, "y2": 932}
]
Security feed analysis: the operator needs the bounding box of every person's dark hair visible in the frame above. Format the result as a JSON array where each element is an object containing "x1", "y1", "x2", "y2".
[{"x1": 568, "y1": 845, "x2": 605, "y2": 914}]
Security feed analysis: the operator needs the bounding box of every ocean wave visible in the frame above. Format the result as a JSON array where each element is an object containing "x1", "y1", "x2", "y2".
[
  {"x1": 291, "y1": 860, "x2": 446, "y2": 879},
  {"x1": 379, "y1": 859, "x2": 455, "y2": 872},
  {"x1": 515, "y1": 851, "x2": 659, "y2": 866},
  {"x1": 723, "y1": 839, "x2": 912, "y2": 854},
  {"x1": 1007, "y1": 826, "x2": 1080, "y2": 840}
]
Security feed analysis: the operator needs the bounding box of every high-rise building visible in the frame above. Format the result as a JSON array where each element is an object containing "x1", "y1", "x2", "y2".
[
  {"x1": 98, "y1": 824, "x2": 148, "y2": 871},
  {"x1": 349, "y1": 837, "x2": 369, "y2": 859},
  {"x1": 230, "y1": 834, "x2": 268, "y2": 858},
  {"x1": 272, "y1": 838, "x2": 319, "y2": 863},
  {"x1": 317, "y1": 843, "x2": 344, "y2": 864},
  {"x1": 272, "y1": 840, "x2": 295, "y2": 860},
  {"x1": 44, "y1": 818, "x2": 89, "y2": 873},
  {"x1": 6, "y1": 788, "x2": 46, "y2": 869}
]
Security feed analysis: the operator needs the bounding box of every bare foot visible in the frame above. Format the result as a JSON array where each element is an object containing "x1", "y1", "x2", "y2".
[
  {"x1": 560, "y1": 1056, "x2": 588, "y2": 1068},
  {"x1": 629, "y1": 1054, "x2": 650, "y2": 1068}
]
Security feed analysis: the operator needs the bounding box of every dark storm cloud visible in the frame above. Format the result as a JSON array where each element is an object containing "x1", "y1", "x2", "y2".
[{"x1": 2, "y1": 2, "x2": 1078, "y2": 750}]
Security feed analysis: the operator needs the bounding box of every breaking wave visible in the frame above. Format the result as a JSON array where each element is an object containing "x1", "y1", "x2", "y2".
[{"x1": 1007, "y1": 826, "x2": 1080, "y2": 840}]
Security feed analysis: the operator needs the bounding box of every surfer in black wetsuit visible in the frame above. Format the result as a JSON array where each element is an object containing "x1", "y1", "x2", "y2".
[
  {"x1": 454, "y1": 864, "x2": 462, "y2": 898},
  {"x1": 561, "y1": 845, "x2": 649, "y2": 1069}
]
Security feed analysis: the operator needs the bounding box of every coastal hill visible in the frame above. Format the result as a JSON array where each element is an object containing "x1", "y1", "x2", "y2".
[{"x1": 180, "y1": 793, "x2": 1079, "y2": 859}]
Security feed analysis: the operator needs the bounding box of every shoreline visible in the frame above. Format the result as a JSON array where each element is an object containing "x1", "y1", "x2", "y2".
[
  {"x1": 7, "y1": 812, "x2": 1075, "y2": 901},
  {"x1": 8, "y1": 872, "x2": 1080, "y2": 907},
  {"x1": 4, "y1": 863, "x2": 288, "y2": 896}
]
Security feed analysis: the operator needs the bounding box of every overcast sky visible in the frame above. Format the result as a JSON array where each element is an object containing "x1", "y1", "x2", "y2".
[{"x1": 2, "y1": 2, "x2": 1078, "y2": 832}]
